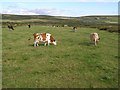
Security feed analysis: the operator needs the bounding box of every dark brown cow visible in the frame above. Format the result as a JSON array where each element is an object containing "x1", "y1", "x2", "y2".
[
  {"x1": 28, "y1": 24, "x2": 31, "y2": 28},
  {"x1": 8, "y1": 25, "x2": 14, "y2": 30}
]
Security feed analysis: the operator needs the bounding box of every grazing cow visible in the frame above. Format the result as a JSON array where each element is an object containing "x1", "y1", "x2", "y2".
[
  {"x1": 64, "y1": 25, "x2": 68, "y2": 27},
  {"x1": 48, "y1": 25, "x2": 50, "y2": 27},
  {"x1": 28, "y1": 24, "x2": 31, "y2": 28},
  {"x1": 8, "y1": 24, "x2": 14, "y2": 30},
  {"x1": 14, "y1": 24, "x2": 17, "y2": 27},
  {"x1": 73, "y1": 26, "x2": 77, "y2": 32},
  {"x1": 56, "y1": 25, "x2": 60, "y2": 27},
  {"x1": 52, "y1": 25, "x2": 55, "y2": 27},
  {"x1": 29, "y1": 33, "x2": 57, "y2": 47},
  {"x1": 90, "y1": 33, "x2": 100, "y2": 47}
]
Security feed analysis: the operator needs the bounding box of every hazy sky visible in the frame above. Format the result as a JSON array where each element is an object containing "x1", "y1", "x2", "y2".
[{"x1": 0, "y1": 0, "x2": 119, "y2": 17}]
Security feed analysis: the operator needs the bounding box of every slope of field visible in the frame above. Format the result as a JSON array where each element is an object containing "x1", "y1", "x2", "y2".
[{"x1": 2, "y1": 25, "x2": 118, "y2": 88}]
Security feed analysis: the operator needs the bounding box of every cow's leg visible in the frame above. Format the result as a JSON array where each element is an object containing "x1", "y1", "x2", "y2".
[
  {"x1": 96, "y1": 40, "x2": 98, "y2": 44},
  {"x1": 34, "y1": 41, "x2": 38, "y2": 47},
  {"x1": 37, "y1": 44, "x2": 39, "y2": 46},
  {"x1": 48, "y1": 40, "x2": 50, "y2": 46},
  {"x1": 36, "y1": 42, "x2": 39, "y2": 46},
  {"x1": 75, "y1": 29, "x2": 77, "y2": 32},
  {"x1": 44, "y1": 43, "x2": 46, "y2": 46},
  {"x1": 92, "y1": 40, "x2": 95, "y2": 47},
  {"x1": 94, "y1": 39, "x2": 97, "y2": 47},
  {"x1": 34, "y1": 42, "x2": 36, "y2": 47}
]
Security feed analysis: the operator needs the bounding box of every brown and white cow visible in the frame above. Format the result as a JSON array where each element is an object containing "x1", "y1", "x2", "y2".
[
  {"x1": 73, "y1": 26, "x2": 77, "y2": 32},
  {"x1": 29, "y1": 33, "x2": 57, "y2": 47},
  {"x1": 90, "y1": 32, "x2": 100, "y2": 47}
]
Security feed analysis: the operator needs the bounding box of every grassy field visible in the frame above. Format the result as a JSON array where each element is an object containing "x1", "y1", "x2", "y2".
[{"x1": 2, "y1": 25, "x2": 118, "y2": 88}]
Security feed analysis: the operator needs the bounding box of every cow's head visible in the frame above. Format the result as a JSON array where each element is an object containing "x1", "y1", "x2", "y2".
[
  {"x1": 33, "y1": 33, "x2": 38, "y2": 39},
  {"x1": 52, "y1": 40, "x2": 57, "y2": 46},
  {"x1": 50, "y1": 35, "x2": 57, "y2": 46}
]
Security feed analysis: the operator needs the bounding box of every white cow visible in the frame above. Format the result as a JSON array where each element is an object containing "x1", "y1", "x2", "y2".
[{"x1": 90, "y1": 32, "x2": 100, "y2": 47}]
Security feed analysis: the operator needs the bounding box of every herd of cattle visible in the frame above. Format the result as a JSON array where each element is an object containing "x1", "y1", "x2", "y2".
[{"x1": 7, "y1": 24, "x2": 100, "y2": 47}]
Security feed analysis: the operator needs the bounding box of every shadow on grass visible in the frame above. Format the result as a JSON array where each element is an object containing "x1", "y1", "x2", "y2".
[
  {"x1": 28, "y1": 44, "x2": 34, "y2": 47},
  {"x1": 28, "y1": 43, "x2": 55, "y2": 47},
  {"x1": 78, "y1": 42, "x2": 91, "y2": 46},
  {"x1": 69, "y1": 30, "x2": 77, "y2": 33},
  {"x1": 69, "y1": 30, "x2": 74, "y2": 32},
  {"x1": 79, "y1": 42, "x2": 100, "y2": 49},
  {"x1": 28, "y1": 44, "x2": 45, "y2": 47}
]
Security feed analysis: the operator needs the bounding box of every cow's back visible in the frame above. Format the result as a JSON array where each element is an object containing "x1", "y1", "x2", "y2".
[
  {"x1": 45, "y1": 33, "x2": 55, "y2": 42},
  {"x1": 38, "y1": 33, "x2": 50, "y2": 42},
  {"x1": 90, "y1": 33, "x2": 99, "y2": 41},
  {"x1": 40, "y1": 33, "x2": 47, "y2": 41}
]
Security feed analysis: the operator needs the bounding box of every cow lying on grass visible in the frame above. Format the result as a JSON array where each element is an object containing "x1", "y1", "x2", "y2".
[
  {"x1": 90, "y1": 32, "x2": 100, "y2": 47},
  {"x1": 29, "y1": 33, "x2": 57, "y2": 47}
]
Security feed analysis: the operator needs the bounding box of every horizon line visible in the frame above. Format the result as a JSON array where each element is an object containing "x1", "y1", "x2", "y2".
[{"x1": 1, "y1": 13, "x2": 118, "y2": 18}]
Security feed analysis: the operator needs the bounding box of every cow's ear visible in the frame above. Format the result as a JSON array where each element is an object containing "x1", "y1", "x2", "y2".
[{"x1": 33, "y1": 33, "x2": 36, "y2": 35}]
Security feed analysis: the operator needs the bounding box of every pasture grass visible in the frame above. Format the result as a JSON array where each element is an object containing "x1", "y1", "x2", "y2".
[{"x1": 2, "y1": 25, "x2": 118, "y2": 88}]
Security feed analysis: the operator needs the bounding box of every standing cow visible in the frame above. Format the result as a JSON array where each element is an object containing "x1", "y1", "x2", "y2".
[
  {"x1": 29, "y1": 33, "x2": 57, "y2": 47},
  {"x1": 73, "y1": 26, "x2": 77, "y2": 32},
  {"x1": 90, "y1": 32, "x2": 100, "y2": 47},
  {"x1": 8, "y1": 24, "x2": 14, "y2": 30}
]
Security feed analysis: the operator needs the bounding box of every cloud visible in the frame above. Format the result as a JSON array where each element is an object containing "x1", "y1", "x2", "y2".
[
  {"x1": 8, "y1": 5, "x2": 19, "y2": 9},
  {"x1": 2, "y1": 5, "x2": 117, "y2": 17},
  {"x1": 1, "y1": 8, "x2": 70, "y2": 16},
  {"x1": 76, "y1": 0, "x2": 119, "y2": 2},
  {"x1": 0, "y1": 0, "x2": 119, "y2": 2},
  {"x1": 76, "y1": 0, "x2": 87, "y2": 2},
  {"x1": 95, "y1": 0, "x2": 112, "y2": 2},
  {"x1": 29, "y1": 8, "x2": 56, "y2": 15}
]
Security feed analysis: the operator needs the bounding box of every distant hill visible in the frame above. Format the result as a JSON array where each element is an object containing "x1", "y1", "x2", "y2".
[
  {"x1": 1, "y1": 14, "x2": 118, "y2": 20},
  {"x1": 84, "y1": 15, "x2": 118, "y2": 17},
  {"x1": 1, "y1": 14, "x2": 118, "y2": 32},
  {"x1": 1, "y1": 14, "x2": 73, "y2": 20}
]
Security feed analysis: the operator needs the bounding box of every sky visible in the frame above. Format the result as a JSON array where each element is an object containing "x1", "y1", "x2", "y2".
[{"x1": 0, "y1": 0, "x2": 119, "y2": 17}]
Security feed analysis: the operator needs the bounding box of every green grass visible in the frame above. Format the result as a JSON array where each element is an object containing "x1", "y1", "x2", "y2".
[{"x1": 2, "y1": 25, "x2": 118, "y2": 88}]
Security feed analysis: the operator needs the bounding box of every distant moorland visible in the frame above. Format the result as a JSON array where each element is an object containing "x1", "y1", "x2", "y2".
[{"x1": 1, "y1": 14, "x2": 118, "y2": 32}]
